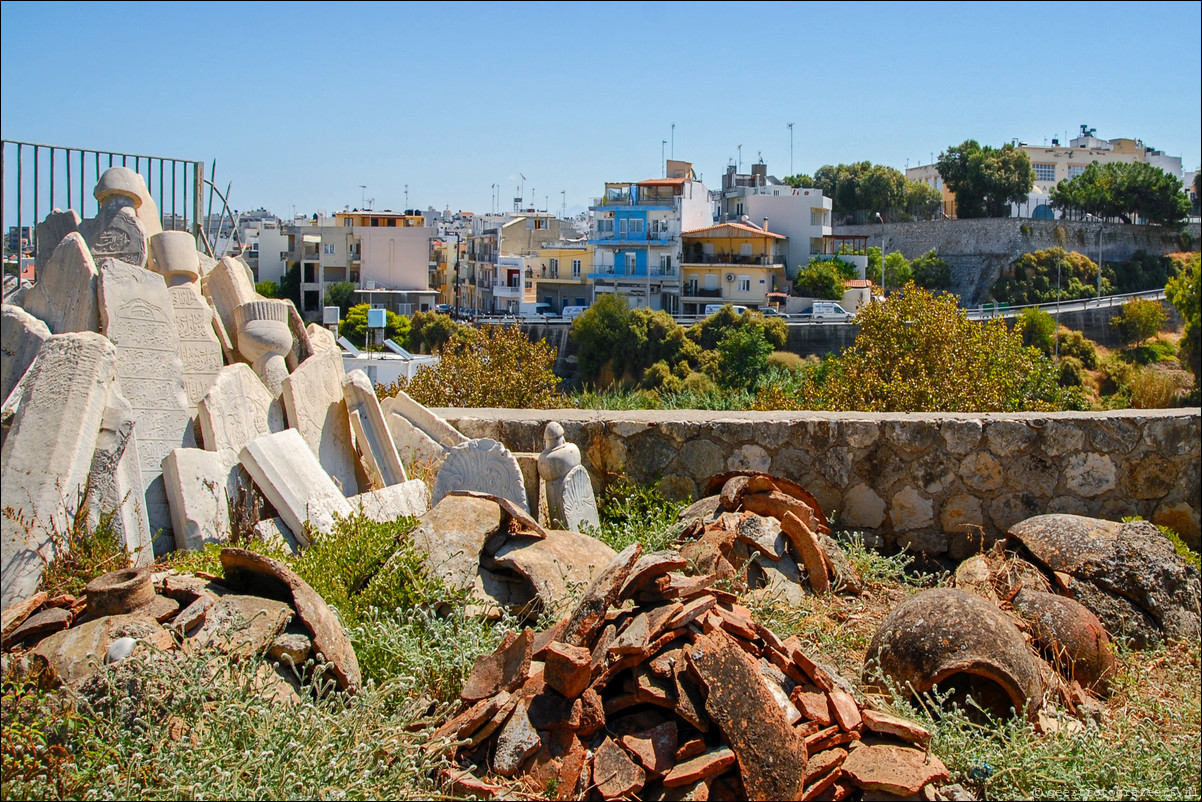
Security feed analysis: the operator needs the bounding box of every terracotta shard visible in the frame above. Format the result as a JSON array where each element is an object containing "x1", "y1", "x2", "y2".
[
  {"x1": 803, "y1": 746, "x2": 848, "y2": 785},
  {"x1": 561, "y1": 543, "x2": 642, "y2": 647},
  {"x1": 704, "y1": 471, "x2": 829, "y2": 533},
  {"x1": 1, "y1": 592, "x2": 48, "y2": 642},
  {"x1": 4, "y1": 606, "x2": 71, "y2": 647},
  {"x1": 662, "y1": 747, "x2": 737, "y2": 788},
  {"x1": 528, "y1": 690, "x2": 582, "y2": 731},
  {"x1": 841, "y1": 743, "x2": 949, "y2": 797},
  {"x1": 620, "y1": 551, "x2": 690, "y2": 599},
  {"x1": 578, "y1": 686, "x2": 606, "y2": 737},
  {"x1": 826, "y1": 689, "x2": 862, "y2": 732},
  {"x1": 610, "y1": 612, "x2": 651, "y2": 655},
  {"x1": 594, "y1": 736, "x2": 646, "y2": 799},
  {"x1": 781, "y1": 512, "x2": 830, "y2": 593},
  {"x1": 633, "y1": 664, "x2": 677, "y2": 708},
  {"x1": 431, "y1": 690, "x2": 511, "y2": 745},
  {"x1": 687, "y1": 629, "x2": 808, "y2": 800},
  {"x1": 790, "y1": 687, "x2": 834, "y2": 726},
  {"x1": 860, "y1": 709, "x2": 931, "y2": 745},
  {"x1": 720, "y1": 476, "x2": 751, "y2": 511},
  {"x1": 646, "y1": 601, "x2": 685, "y2": 641},
  {"x1": 621, "y1": 720, "x2": 678, "y2": 777},
  {"x1": 461, "y1": 627, "x2": 533, "y2": 701},
  {"x1": 654, "y1": 572, "x2": 718, "y2": 600},
  {"x1": 543, "y1": 640, "x2": 593, "y2": 699},
  {"x1": 675, "y1": 737, "x2": 707, "y2": 762}
]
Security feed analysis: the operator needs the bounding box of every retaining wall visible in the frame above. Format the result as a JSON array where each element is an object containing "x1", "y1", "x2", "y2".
[{"x1": 438, "y1": 408, "x2": 1202, "y2": 556}]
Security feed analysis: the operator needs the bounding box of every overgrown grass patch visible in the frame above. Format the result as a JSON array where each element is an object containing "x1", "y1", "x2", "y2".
[{"x1": 591, "y1": 475, "x2": 687, "y2": 553}]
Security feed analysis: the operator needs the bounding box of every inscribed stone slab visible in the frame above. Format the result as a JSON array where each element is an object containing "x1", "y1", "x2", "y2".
[
  {"x1": 385, "y1": 389, "x2": 468, "y2": 448},
  {"x1": 1, "y1": 333, "x2": 117, "y2": 610},
  {"x1": 240, "y1": 428, "x2": 352, "y2": 542},
  {"x1": 79, "y1": 203, "x2": 147, "y2": 268},
  {"x1": 306, "y1": 323, "x2": 338, "y2": 355},
  {"x1": 167, "y1": 284, "x2": 225, "y2": 408},
  {"x1": 432, "y1": 438, "x2": 529, "y2": 513},
  {"x1": 34, "y1": 209, "x2": 80, "y2": 273},
  {"x1": 203, "y1": 256, "x2": 258, "y2": 356},
  {"x1": 163, "y1": 448, "x2": 237, "y2": 551},
  {"x1": 281, "y1": 348, "x2": 361, "y2": 496},
  {"x1": 559, "y1": 465, "x2": 601, "y2": 533},
  {"x1": 380, "y1": 396, "x2": 449, "y2": 473},
  {"x1": 98, "y1": 258, "x2": 195, "y2": 544},
  {"x1": 197, "y1": 363, "x2": 285, "y2": 453},
  {"x1": 85, "y1": 384, "x2": 152, "y2": 566},
  {"x1": 21, "y1": 233, "x2": 99, "y2": 335},
  {"x1": 344, "y1": 369, "x2": 406, "y2": 488},
  {"x1": 1, "y1": 304, "x2": 51, "y2": 403}
]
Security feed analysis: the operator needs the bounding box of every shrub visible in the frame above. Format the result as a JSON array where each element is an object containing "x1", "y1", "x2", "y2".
[
  {"x1": 680, "y1": 371, "x2": 716, "y2": 394},
  {"x1": 793, "y1": 258, "x2": 851, "y2": 299},
  {"x1": 570, "y1": 293, "x2": 636, "y2": 384},
  {"x1": 1099, "y1": 354, "x2": 1135, "y2": 395},
  {"x1": 595, "y1": 476, "x2": 685, "y2": 553},
  {"x1": 323, "y1": 281, "x2": 357, "y2": 316},
  {"x1": 408, "y1": 310, "x2": 463, "y2": 354},
  {"x1": 1056, "y1": 328, "x2": 1099, "y2": 368},
  {"x1": 994, "y1": 248, "x2": 1109, "y2": 305},
  {"x1": 1017, "y1": 308, "x2": 1057, "y2": 354},
  {"x1": 910, "y1": 250, "x2": 952, "y2": 291},
  {"x1": 1111, "y1": 298, "x2": 1169, "y2": 346},
  {"x1": 1127, "y1": 367, "x2": 1182, "y2": 409},
  {"x1": 1057, "y1": 356, "x2": 1088, "y2": 387},
  {"x1": 715, "y1": 326, "x2": 774, "y2": 391},
  {"x1": 1165, "y1": 252, "x2": 1201, "y2": 387},
  {"x1": 767, "y1": 351, "x2": 808, "y2": 372},
  {"x1": 339, "y1": 303, "x2": 410, "y2": 350},
  {"x1": 392, "y1": 324, "x2": 562, "y2": 409}
]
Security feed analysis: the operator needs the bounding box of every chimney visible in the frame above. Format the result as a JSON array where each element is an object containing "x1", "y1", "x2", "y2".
[{"x1": 763, "y1": 217, "x2": 769, "y2": 233}]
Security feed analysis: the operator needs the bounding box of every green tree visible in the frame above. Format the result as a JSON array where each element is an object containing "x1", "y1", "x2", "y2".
[
  {"x1": 408, "y1": 310, "x2": 464, "y2": 354},
  {"x1": 394, "y1": 324, "x2": 562, "y2": 408},
  {"x1": 1110, "y1": 298, "x2": 1169, "y2": 346},
  {"x1": 1051, "y1": 161, "x2": 1190, "y2": 227},
  {"x1": 805, "y1": 162, "x2": 941, "y2": 216},
  {"x1": 716, "y1": 326, "x2": 774, "y2": 391},
  {"x1": 909, "y1": 250, "x2": 952, "y2": 291},
  {"x1": 793, "y1": 257, "x2": 852, "y2": 299},
  {"x1": 937, "y1": 140, "x2": 1034, "y2": 218},
  {"x1": 339, "y1": 304, "x2": 410, "y2": 350},
  {"x1": 864, "y1": 249, "x2": 912, "y2": 291},
  {"x1": 1165, "y1": 253, "x2": 1201, "y2": 387},
  {"x1": 277, "y1": 262, "x2": 302, "y2": 307},
  {"x1": 821, "y1": 283, "x2": 1068, "y2": 412},
  {"x1": 688, "y1": 306, "x2": 787, "y2": 351},
  {"x1": 1017, "y1": 307, "x2": 1057, "y2": 354},
  {"x1": 993, "y1": 247, "x2": 1109, "y2": 305},
  {"x1": 570, "y1": 293, "x2": 637, "y2": 384},
  {"x1": 255, "y1": 280, "x2": 280, "y2": 298},
  {"x1": 324, "y1": 281, "x2": 357, "y2": 317},
  {"x1": 783, "y1": 174, "x2": 815, "y2": 188}
]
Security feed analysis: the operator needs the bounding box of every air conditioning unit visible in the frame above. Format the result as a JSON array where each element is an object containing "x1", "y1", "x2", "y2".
[{"x1": 726, "y1": 273, "x2": 735, "y2": 282}]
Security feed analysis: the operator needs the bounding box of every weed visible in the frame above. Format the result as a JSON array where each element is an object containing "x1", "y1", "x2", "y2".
[{"x1": 592, "y1": 475, "x2": 686, "y2": 553}]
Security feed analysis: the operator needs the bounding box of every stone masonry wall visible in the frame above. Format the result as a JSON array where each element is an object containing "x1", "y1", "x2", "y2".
[
  {"x1": 439, "y1": 408, "x2": 1202, "y2": 557},
  {"x1": 833, "y1": 218, "x2": 1200, "y2": 305}
]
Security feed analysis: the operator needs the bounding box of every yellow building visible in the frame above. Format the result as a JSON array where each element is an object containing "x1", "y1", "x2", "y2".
[
  {"x1": 333, "y1": 210, "x2": 426, "y2": 228},
  {"x1": 681, "y1": 222, "x2": 787, "y2": 315},
  {"x1": 535, "y1": 243, "x2": 593, "y2": 312}
]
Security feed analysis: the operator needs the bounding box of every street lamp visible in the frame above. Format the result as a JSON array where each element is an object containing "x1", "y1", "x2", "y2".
[{"x1": 874, "y1": 212, "x2": 885, "y2": 298}]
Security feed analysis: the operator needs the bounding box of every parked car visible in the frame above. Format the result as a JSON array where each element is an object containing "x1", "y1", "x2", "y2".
[
  {"x1": 760, "y1": 307, "x2": 789, "y2": 318},
  {"x1": 809, "y1": 301, "x2": 855, "y2": 322},
  {"x1": 562, "y1": 305, "x2": 589, "y2": 321},
  {"x1": 703, "y1": 303, "x2": 748, "y2": 316},
  {"x1": 435, "y1": 304, "x2": 452, "y2": 314}
]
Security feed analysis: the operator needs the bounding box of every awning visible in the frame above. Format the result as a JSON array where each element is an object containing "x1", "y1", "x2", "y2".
[{"x1": 302, "y1": 234, "x2": 321, "y2": 243}]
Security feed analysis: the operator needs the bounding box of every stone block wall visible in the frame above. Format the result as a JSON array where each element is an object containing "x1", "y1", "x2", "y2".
[{"x1": 439, "y1": 408, "x2": 1201, "y2": 555}]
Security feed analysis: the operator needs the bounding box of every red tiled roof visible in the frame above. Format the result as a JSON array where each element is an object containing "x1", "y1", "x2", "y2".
[
  {"x1": 682, "y1": 222, "x2": 786, "y2": 239},
  {"x1": 845, "y1": 279, "x2": 873, "y2": 288}
]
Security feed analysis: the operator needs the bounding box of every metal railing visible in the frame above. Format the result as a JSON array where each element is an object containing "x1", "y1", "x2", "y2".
[{"x1": 2, "y1": 139, "x2": 206, "y2": 269}]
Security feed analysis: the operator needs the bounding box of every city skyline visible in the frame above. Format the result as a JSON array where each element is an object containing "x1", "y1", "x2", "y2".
[{"x1": 2, "y1": 1, "x2": 1199, "y2": 219}]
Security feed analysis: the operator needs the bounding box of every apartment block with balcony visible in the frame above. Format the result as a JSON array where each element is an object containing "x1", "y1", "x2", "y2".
[
  {"x1": 536, "y1": 241, "x2": 592, "y2": 311},
  {"x1": 589, "y1": 160, "x2": 712, "y2": 313},
  {"x1": 680, "y1": 222, "x2": 787, "y2": 315},
  {"x1": 716, "y1": 162, "x2": 832, "y2": 277},
  {"x1": 466, "y1": 212, "x2": 575, "y2": 314}
]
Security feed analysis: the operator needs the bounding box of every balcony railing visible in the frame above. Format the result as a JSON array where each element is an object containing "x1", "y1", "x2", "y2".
[
  {"x1": 682, "y1": 254, "x2": 781, "y2": 266},
  {"x1": 683, "y1": 287, "x2": 723, "y2": 298}
]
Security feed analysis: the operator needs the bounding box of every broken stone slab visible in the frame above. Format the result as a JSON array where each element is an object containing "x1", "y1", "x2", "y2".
[
  {"x1": 559, "y1": 465, "x2": 601, "y2": 533},
  {"x1": 98, "y1": 257, "x2": 196, "y2": 545},
  {"x1": 285, "y1": 302, "x2": 315, "y2": 371},
  {"x1": 736, "y1": 513, "x2": 787, "y2": 560},
  {"x1": 162, "y1": 447, "x2": 238, "y2": 551},
  {"x1": 281, "y1": 348, "x2": 361, "y2": 496},
  {"x1": 85, "y1": 383, "x2": 152, "y2": 566},
  {"x1": 20, "y1": 232, "x2": 100, "y2": 335},
  {"x1": 239, "y1": 429, "x2": 352, "y2": 543},
  {"x1": 432, "y1": 438, "x2": 528, "y2": 513},
  {"x1": 687, "y1": 628, "x2": 809, "y2": 801},
  {"x1": 492, "y1": 530, "x2": 618, "y2": 618},
  {"x1": 1, "y1": 332, "x2": 118, "y2": 610},
  {"x1": 841, "y1": 743, "x2": 949, "y2": 797},
  {"x1": 306, "y1": 322, "x2": 337, "y2": 355},
  {"x1": 191, "y1": 594, "x2": 292, "y2": 659},
  {"x1": 4, "y1": 605, "x2": 72, "y2": 647},
  {"x1": 151, "y1": 231, "x2": 224, "y2": 408},
  {"x1": 383, "y1": 388, "x2": 468, "y2": 449},
  {"x1": 594, "y1": 735, "x2": 646, "y2": 799},
  {"x1": 408, "y1": 493, "x2": 503, "y2": 596},
  {"x1": 197, "y1": 363, "x2": 286, "y2": 453},
  {"x1": 0, "y1": 591, "x2": 48, "y2": 643},
  {"x1": 343, "y1": 369, "x2": 406, "y2": 488},
  {"x1": 202, "y1": 256, "x2": 258, "y2": 357},
  {"x1": 863, "y1": 587, "x2": 1046, "y2": 721},
  {"x1": 379, "y1": 397, "x2": 448, "y2": 475},
  {"x1": 1007, "y1": 514, "x2": 1201, "y2": 648},
  {"x1": 220, "y1": 548, "x2": 361, "y2": 692},
  {"x1": 32, "y1": 613, "x2": 169, "y2": 687},
  {"x1": 346, "y1": 480, "x2": 430, "y2": 523},
  {"x1": 34, "y1": 209, "x2": 80, "y2": 273},
  {"x1": 493, "y1": 697, "x2": 542, "y2": 777},
  {"x1": 1, "y1": 304, "x2": 51, "y2": 402}
]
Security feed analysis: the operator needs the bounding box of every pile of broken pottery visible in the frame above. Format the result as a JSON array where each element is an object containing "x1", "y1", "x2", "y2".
[
  {"x1": 0, "y1": 549, "x2": 359, "y2": 696},
  {"x1": 431, "y1": 544, "x2": 949, "y2": 801},
  {"x1": 676, "y1": 472, "x2": 863, "y2": 603}
]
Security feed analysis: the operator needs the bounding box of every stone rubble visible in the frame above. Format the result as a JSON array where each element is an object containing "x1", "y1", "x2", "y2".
[{"x1": 432, "y1": 544, "x2": 947, "y2": 801}]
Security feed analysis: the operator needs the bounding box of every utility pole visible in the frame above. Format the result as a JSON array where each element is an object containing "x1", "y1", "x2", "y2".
[{"x1": 662, "y1": 140, "x2": 667, "y2": 177}]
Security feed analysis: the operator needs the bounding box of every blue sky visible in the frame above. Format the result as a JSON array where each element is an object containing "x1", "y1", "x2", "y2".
[{"x1": 2, "y1": 1, "x2": 1199, "y2": 220}]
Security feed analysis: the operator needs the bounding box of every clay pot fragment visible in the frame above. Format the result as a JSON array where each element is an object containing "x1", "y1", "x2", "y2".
[
  {"x1": 863, "y1": 588, "x2": 1045, "y2": 721},
  {"x1": 1012, "y1": 588, "x2": 1116, "y2": 695}
]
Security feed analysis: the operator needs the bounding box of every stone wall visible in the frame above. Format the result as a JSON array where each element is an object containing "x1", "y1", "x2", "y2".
[
  {"x1": 834, "y1": 218, "x2": 1199, "y2": 305},
  {"x1": 439, "y1": 408, "x2": 1202, "y2": 555}
]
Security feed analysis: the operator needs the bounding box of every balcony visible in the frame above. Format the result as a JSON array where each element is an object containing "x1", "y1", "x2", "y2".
[
  {"x1": 589, "y1": 230, "x2": 676, "y2": 246},
  {"x1": 681, "y1": 254, "x2": 781, "y2": 266},
  {"x1": 588, "y1": 266, "x2": 679, "y2": 280},
  {"x1": 683, "y1": 287, "x2": 723, "y2": 298},
  {"x1": 590, "y1": 195, "x2": 678, "y2": 210}
]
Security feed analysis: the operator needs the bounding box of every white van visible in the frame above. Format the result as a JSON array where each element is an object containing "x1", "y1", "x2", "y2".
[
  {"x1": 810, "y1": 301, "x2": 854, "y2": 321},
  {"x1": 562, "y1": 305, "x2": 589, "y2": 321},
  {"x1": 703, "y1": 303, "x2": 749, "y2": 316}
]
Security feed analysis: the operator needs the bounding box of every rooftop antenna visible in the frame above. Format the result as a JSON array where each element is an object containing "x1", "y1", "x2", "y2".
[
  {"x1": 671, "y1": 123, "x2": 675, "y2": 158},
  {"x1": 737, "y1": 144, "x2": 743, "y2": 172},
  {"x1": 404, "y1": 185, "x2": 409, "y2": 210},
  {"x1": 359, "y1": 184, "x2": 366, "y2": 210},
  {"x1": 787, "y1": 122, "x2": 794, "y2": 175},
  {"x1": 520, "y1": 173, "x2": 527, "y2": 205},
  {"x1": 561, "y1": 190, "x2": 566, "y2": 218}
]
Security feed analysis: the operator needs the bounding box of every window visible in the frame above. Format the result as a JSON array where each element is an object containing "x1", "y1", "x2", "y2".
[
  {"x1": 737, "y1": 276, "x2": 751, "y2": 293},
  {"x1": 629, "y1": 218, "x2": 645, "y2": 235},
  {"x1": 1068, "y1": 164, "x2": 1088, "y2": 178},
  {"x1": 1033, "y1": 163, "x2": 1057, "y2": 182},
  {"x1": 534, "y1": 217, "x2": 549, "y2": 230},
  {"x1": 618, "y1": 218, "x2": 628, "y2": 237},
  {"x1": 597, "y1": 219, "x2": 614, "y2": 234},
  {"x1": 704, "y1": 273, "x2": 718, "y2": 290},
  {"x1": 571, "y1": 258, "x2": 581, "y2": 277},
  {"x1": 549, "y1": 258, "x2": 559, "y2": 274},
  {"x1": 323, "y1": 243, "x2": 335, "y2": 255},
  {"x1": 344, "y1": 217, "x2": 353, "y2": 227},
  {"x1": 660, "y1": 254, "x2": 672, "y2": 271}
]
